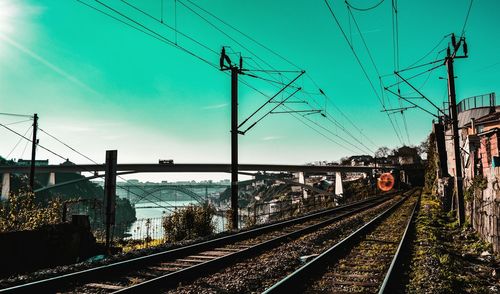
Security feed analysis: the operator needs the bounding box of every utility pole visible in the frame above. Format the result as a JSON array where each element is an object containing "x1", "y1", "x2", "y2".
[
  {"x1": 104, "y1": 150, "x2": 117, "y2": 250},
  {"x1": 220, "y1": 47, "x2": 242, "y2": 230},
  {"x1": 230, "y1": 66, "x2": 239, "y2": 230},
  {"x1": 445, "y1": 33, "x2": 468, "y2": 225},
  {"x1": 29, "y1": 113, "x2": 38, "y2": 192}
]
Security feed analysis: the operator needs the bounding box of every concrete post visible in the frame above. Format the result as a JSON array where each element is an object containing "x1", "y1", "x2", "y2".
[
  {"x1": 335, "y1": 172, "x2": 343, "y2": 196},
  {"x1": 47, "y1": 172, "x2": 56, "y2": 186},
  {"x1": 297, "y1": 171, "x2": 308, "y2": 199},
  {"x1": 1, "y1": 173, "x2": 10, "y2": 200}
]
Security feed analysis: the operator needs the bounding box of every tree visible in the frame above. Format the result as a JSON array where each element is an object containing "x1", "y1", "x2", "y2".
[
  {"x1": 375, "y1": 146, "x2": 390, "y2": 158},
  {"x1": 417, "y1": 139, "x2": 429, "y2": 159}
]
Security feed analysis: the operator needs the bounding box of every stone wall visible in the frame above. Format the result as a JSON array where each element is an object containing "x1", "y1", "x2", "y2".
[
  {"x1": 469, "y1": 172, "x2": 500, "y2": 254},
  {"x1": 0, "y1": 220, "x2": 99, "y2": 277}
]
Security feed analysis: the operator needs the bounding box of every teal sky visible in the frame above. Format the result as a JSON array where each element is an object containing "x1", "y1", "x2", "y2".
[{"x1": 0, "y1": 0, "x2": 499, "y2": 181}]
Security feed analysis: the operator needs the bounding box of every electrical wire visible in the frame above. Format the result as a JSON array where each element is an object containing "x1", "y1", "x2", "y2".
[
  {"x1": 6, "y1": 125, "x2": 32, "y2": 159},
  {"x1": 345, "y1": 0, "x2": 385, "y2": 11},
  {"x1": 180, "y1": 0, "x2": 380, "y2": 149},
  {"x1": 0, "y1": 122, "x2": 67, "y2": 161},
  {"x1": 37, "y1": 127, "x2": 177, "y2": 210},
  {"x1": 118, "y1": 0, "x2": 218, "y2": 55},
  {"x1": 183, "y1": 0, "x2": 302, "y2": 70},
  {"x1": 0, "y1": 112, "x2": 33, "y2": 118},
  {"x1": 460, "y1": 0, "x2": 474, "y2": 38},
  {"x1": 78, "y1": 0, "x2": 219, "y2": 70},
  {"x1": 3, "y1": 119, "x2": 33, "y2": 126},
  {"x1": 324, "y1": 0, "x2": 405, "y2": 145},
  {"x1": 19, "y1": 128, "x2": 32, "y2": 160}
]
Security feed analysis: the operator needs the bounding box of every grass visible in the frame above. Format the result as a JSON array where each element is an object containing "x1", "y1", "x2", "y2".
[{"x1": 407, "y1": 192, "x2": 498, "y2": 294}]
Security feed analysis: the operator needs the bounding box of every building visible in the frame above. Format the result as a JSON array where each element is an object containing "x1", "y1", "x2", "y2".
[{"x1": 438, "y1": 92, "x2": 499, "y2": 252}]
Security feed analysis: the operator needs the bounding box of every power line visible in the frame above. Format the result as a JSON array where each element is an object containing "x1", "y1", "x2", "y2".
[
  {"x1": 324, "y1": 0, "x2": 405, "y2": 146},
  {"x1": 37, "y1": 127, "x2": 176, "y2": 211},
  {"x1": 460, "y1": 0, "x2": 474, "y2": 38},
  {"x1": 19, "y1": 128, "x2": 33, "y2": 160},
  {"x1": 385, "y1": 62, "x2": 443, "y2": 89},
  {"x1": 39, "y1": 128, "x2": 97, "y2": 164},
  {"x1": 83, "y1": 0, "x2": 376, "y2": 155},
  {"x1": 183, "y1": 0, "x2": 303, "y2": 70},
  {"x1": 78, "y1": 0, "x2": 219, "y2": 70},
  {"x1": 6, "y1": 125, "x2": 32, "y2": 159},
  {"x1": 281, "y1": 105, "x2": 359, "y2": 153},
  {"x1": 118, "y1": 0, "x2": 218, "y2": 55},
  {"x1": 0, "y1": 122, "x2": 67, "y2": 161},
  {"x1": 0, "y1": 112, "x2": 33, "y2": 118},
  {"x1": 3, "y1": 119, "x2": 33, "y2": 126},
  {"x1": 345, "y1": 0, "x2": 385, "y2": 11},
  {"x1": 403, "y1": 34, "x2": 448, "y2": 69},
  {"x1": 391, "y1": 0, "x2": 410, "y2": 145},
  {"x1": 179, "y1": 0, "x2": 380, "y2": 149}
]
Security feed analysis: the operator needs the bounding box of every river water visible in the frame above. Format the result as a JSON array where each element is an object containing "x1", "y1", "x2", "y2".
[{"x1": 127, "y1": 201, "x2": 226, "y2": 240}]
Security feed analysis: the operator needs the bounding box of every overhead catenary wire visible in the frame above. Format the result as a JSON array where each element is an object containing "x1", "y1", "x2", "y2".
[
  {"x1": 460, "y1": 0, "x2": 474, "y2": 38},
  {"x1": 324, "y1": 0, "x2": 405, "y2": 146},
  {"x1": 78, "y1": 0, "x2": 219, "y2": 70},
  {"x1": 345, "y1": 0, "x2": 385, "y2": 11},
  {"x1": 37, "y1": 127, "x2": 176, "y2": 210},
  {"x1": 0, "y1": 122, "x2": 67, "y2": 161},
  {"x1": 6, "y1": 125, "x2": 32, "y2": 159},
  {"x1": 118, "y1": 0, "x2": 218, "y2": 55},
  {"x1": 82, "y1": 0, "x2": 378, "y2": 155},
  {"x1": 181, "y1": 0, "x2": 357, "y2": 128},
  {"x1": 346, "y1": 1, "x2": 408, "y2": 145},
  {"x1": 3, "y1": 119, "x2": 33, "y2": 126},
  {"x1": 391, "y1": 0, "x2": 410, "y2": 145},
  {"x1": 403, "y1": 34, "x2": 448, "y2": 70},
  {"x1": 281, "y1": 105, "x2": 359, "y2": 154},
  {"x1": 0, "y1": 112, "x2": 33, "y2": 118},
  {"x1": 174, "y1": 0, "x2": 381, "y2": 151},
  {"x1": 183, "y1": 0, "x2": 302, "y2": 70},
  {"x1": 38, "y1": 128, "x2": 97, "y2": 164},
  {"x1": 19, "y1": 128, "x2": 33, "y2": 160}
]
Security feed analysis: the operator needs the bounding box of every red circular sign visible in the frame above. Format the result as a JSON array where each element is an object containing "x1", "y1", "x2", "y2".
[{"x1": 377, "y1": 173, "x2": 395, "y2": 191}]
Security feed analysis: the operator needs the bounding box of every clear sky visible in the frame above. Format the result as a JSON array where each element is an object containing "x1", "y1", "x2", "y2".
[{"x1": 0, "y1": 0, "x2": 499, "y2": 182}]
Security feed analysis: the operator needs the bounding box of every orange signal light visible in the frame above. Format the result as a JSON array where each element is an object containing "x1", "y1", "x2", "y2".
[{"x1": 377, "y1": 172, "x2": 395, "y2": 191}]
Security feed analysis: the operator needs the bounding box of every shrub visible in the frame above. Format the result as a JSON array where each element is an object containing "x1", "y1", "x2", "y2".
[
  {"x1": 162, "y1": 203, "x2": 216, "y2": 242},
  {"x1": 0, "y1": 191, "x2": 62, "y2": 233}
]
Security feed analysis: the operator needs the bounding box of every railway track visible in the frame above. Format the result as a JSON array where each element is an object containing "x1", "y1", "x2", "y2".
[
  {"x1": 263, "y1": 189, "x2": 420, "y2": 294},
  {"x1": 0, "y1": 192, "x2": 400, "y2": 294}
]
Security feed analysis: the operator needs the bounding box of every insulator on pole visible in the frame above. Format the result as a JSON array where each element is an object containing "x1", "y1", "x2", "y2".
[{"x1": 220, "y1": 47, "x2": 226, "y2": 69}]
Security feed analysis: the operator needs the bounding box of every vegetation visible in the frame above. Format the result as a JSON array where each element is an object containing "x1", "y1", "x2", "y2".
[
  {"x1": 408, "y1": 192, "x2": 496, "y2": 293},
  {"x1": 408, "y1": 133, "x2": 498, "y2": 293},
  {"x1": 424, "y1": 133, "x2": 438, "y2": 195},
  {"x1": 0, "y1": 191, "x2": 62, "y2": 232},
  {"x1": 162, "y1": 203, "x2": 216, "y2": 242},
  {"x1": 0, "y1": 156, "x2": 136, "y2": 238},
  {"x1": 464, "y1": 175, "x2": 487, "y2": 203}
]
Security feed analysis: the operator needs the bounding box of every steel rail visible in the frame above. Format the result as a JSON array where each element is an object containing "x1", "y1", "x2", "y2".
[
  {"x1": 378, "y1": 192, "x2": 421, "y2": 293},
  {"x1": 112, "y1": 194, "x2": 397, "y2": 293},
  {"x1": 262, "y1": 189, "x2": 417, "y2": 294},
  {"x1": 0, "y1": 192, "x2": 398, "y2": 293}
]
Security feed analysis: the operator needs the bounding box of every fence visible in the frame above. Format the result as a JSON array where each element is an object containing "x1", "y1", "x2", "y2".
[
  {"x1": 457, "y1": 92, "x2": 496, "y2": 113},
  {"x1": 61, "y1": 192, "x2": 374, "y2": 251},
  {"x1": 471, "y1": 193, "x2": 500, "y2": 253},
  {"x1": 239, "y1": 193, "x2": 341, "y2": 228}
]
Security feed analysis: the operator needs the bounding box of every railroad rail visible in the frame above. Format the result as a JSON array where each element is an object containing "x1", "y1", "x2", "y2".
[
  {"x1": 0, "y1": 192, "x2": 400, "y2": 294},
  {"x1": 263, "y1": 189, "x2": 420, "y2": 294}
]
